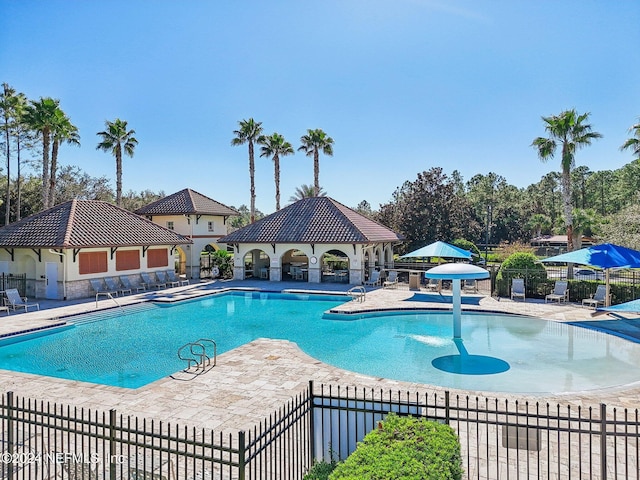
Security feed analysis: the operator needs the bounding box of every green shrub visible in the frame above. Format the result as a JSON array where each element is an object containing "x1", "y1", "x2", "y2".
[
  {"x1": 329, "y1": 413, "x2": 462, "y2": 480},
  {"x1": 495, "y1": 252, "x2": 547, "y2": 297},
  {"x1": 304, "y1": 459, "x2": 338, "y2": 480},
  {"x1": 451, "y1": 239, "x2": 480, "y2": 257}
]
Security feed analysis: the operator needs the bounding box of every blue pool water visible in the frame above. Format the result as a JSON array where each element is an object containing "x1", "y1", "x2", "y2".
[{"x1": 1, "y1": 291, "x2": 639, "y2": 393}]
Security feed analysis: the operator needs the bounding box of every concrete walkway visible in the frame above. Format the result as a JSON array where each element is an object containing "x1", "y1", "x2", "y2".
[{"x1": 0, "y1": 279, "x2": 639, "y2": 435}]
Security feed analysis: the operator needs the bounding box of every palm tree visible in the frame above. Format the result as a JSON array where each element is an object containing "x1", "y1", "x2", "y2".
[
  {"x1": 96, "y1": 119, "x2": 138, "y2": 207},
  {"x1": 527, "y1": 213, "x2": 551, "y2": 238},
  {"x1": 259, "y1": 132, "x2": 294, "y2": 211},
  {"x1": 0, "y1": 83, "x2": 28, "y2": 224},
  {"x1": 620, "y1": 118, "x2": 640, "y2": 159},
  {"x1": 49, "y1": 110, "x2": 80, "y2": 206},
  {"x1": 231, "y1": 118, "x2": 263, "y2": 223},
  {"x1": 24, "y1": 97, "x2": 60, "y2": 210},
  {"x1": 289, "y1": 184, "x2": 326, "y2": 203},
  {"x1": 531, "y1": 109, "x2": 602, "y2": 251},
  {"x1": 298, "y1": 129, "x2": 334, "y2": 197}
]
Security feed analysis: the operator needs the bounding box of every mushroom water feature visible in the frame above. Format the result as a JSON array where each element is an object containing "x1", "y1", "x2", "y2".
[
  {"x1": 426, "y1": 263, "x2": 510, "y2": 375},
  {"x1": 425, "y1": 263, "x2": 490, "y2": 339}
]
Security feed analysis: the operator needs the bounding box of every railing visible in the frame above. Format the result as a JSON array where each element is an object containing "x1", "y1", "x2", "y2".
[
  {"x1": 0, "y1": 273, "x2": 27, "y2": 298},
  {"x1": 176, "y1": 339, "x2": 217, "y2": 374},
  {"x1": 346, "y1": 286, "x2": 365, "y2": 302},
  {"x1": 2, "y1": 383, "x2": 639, "y2": 479}
]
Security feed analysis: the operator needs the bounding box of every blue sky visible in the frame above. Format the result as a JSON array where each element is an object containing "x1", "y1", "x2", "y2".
[{"x1": 2, "y1": 0, "x2": 639, "y2": 214}]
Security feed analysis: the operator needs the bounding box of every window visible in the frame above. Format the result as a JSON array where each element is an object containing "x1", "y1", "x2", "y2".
[
  {"x1": 79, "y1": 252, "x2": 108, "y2": 275},
  {"x1": 116, "y1": 250, "x2": 140, "y2": 271},
  {"x1": 147, "y1": 248, "x2": 169, "y2": 268},
  {"x1": 208, "y1": 221, "x2": 215, "y2": 232},
  {"x1": 167, "y1": 221, "x2": 174, "y2": 230}
]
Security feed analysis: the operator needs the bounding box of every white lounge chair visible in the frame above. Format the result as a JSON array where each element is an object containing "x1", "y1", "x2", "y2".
[
  {"x1": 545, "y1": 281, "x2": 569, "y2": 303},
  {"x1": 155, "y1": 271, "x2": 172, "y2": 287},
  {"x1": 510, "y1": 279, "x2": 526, "y2": 301},
  {"x1": 3, "y1": 288, "x2": 39, "y2": 312},
  {"x1": 383, "y1": 271, "x2": 399, "y2": 289},
  {"x1": 426, "y1": 278, "x2": 440, "y2": 292},
  {"x1": 463, "y1": 279, "x2": 478, "y2": 294},
  {"x1": 582, "y1": 284, "x2": 607, "y2": 309},
  {"x1": 167, "y1": 270, "x2": 189, "y2": 286},
  {"x1": 363, "y1": 270, "x2": 381, "y2": 287}
]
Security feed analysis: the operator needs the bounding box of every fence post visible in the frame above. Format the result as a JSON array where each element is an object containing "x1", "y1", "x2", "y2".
[
  {"x1": 600, "y1": 403, "x2": 607, "y2": 480},
  {"x1": 238, "y1": 430, "x2": 246, "y2": 480},
  {"x1": 308, "y1": 380, "x2": 315, "y2": 465},
  {"x1": 109, "y1": 409, "x2": 117, "y2": 480},
  {"x1": 6, "y1": 391, "x2": 14, "y2": 480},
  {"x1": 444, "y1": 390, "x2": 450, "y2": 425}
]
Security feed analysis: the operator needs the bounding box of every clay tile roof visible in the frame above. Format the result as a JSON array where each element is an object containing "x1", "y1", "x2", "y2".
[
  {"x1": 219, "y1": 197, "x2": 403, "y2": 244},
  {"x1": 0, "y1": 199, "x2": 192, "y2": 248},
  {"x1": 135, "y1": 188, "x2": 238, "y2": 216}
]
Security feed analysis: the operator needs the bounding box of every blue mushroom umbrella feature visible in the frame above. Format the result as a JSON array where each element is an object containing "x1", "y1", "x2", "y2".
[{"x1": 541, "y1": 243, "x2": 640, "y2": 306}]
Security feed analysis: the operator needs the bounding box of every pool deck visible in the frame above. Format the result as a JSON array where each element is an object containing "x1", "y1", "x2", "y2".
[{"x1": 1, "y1": 279, "x2": 639, "y2": 435}]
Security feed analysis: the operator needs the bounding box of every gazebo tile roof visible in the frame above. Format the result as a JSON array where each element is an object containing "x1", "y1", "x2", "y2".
[
  {"x1": 135, "y1": 188, "x2": 238, "y2": 216},
  {"x1": 219, "y1": 197, "x2": 403, "y2": 244},
  {"x1": 0, "y1": 200, "x2": 191, "y2": 248}
]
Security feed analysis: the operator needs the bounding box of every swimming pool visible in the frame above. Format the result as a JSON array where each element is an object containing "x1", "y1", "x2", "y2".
[{"x1": 1, "y1": 291, "x2": 639, "y2": 393}]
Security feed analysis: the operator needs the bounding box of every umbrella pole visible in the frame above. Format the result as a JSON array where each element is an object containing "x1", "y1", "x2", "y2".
[
  {"x1": 453, "y1": 279, "x2": 462, "y2": 338},
  {"x1": 605, "y1": 269, "x2": 611, "y2": 307}
]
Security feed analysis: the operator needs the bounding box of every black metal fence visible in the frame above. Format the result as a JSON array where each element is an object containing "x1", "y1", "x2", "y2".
[
  {"x1": 0, "y1": 273, "x2": 27, "y2": 297},
  {"x1": 2, "y1": 383, "x2": 639, "y2": 479}
]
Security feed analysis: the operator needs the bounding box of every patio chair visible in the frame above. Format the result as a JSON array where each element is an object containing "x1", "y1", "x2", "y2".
[
  {"x1": 120, "y1": 275, "x2": 146, "y2": 293},
  {"x1": 3, "y1": 288, "x2": 39, "y2": 312},
  {"x1": 582, "y1": 284, "x2": 608, "y2": 309},
  {"x1": 141, "y1": 272, "x2": 166, "y2": 290},
  {"x1": 510, "y1": 279, "x2": 526, "y2": 301},
  {"x1": 426, "y1": 277, "x2": 440, "y2": 292},
  {"x1": 155, "y1": 271, "x2": 173, "y2": 287},
  {"x1": 105, "y1": 276, "x2": 131, "y2": 296},
  {"x1": 90, "y1": 278, "x2": 118, "y2": 301},
  {"x1": 363, "y1": 270, "x2": 381, "y2": 287},
  {"x1": 166, "y1": 270, "x2": 189, "y2": 286},
  {"x1": 463, "y1": 279, "x2": 478, "y2": 294},
  {"x1": 383, "y1": 270, "x2": 399, "y2": 289},
  {"x1": 545, "y1": 281, "x2": 569, "y2": 304}
]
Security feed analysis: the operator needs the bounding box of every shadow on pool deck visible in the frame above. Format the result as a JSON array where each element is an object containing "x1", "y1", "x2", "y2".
[{"x1": 569, "y1": 317, "x2": 640, "y2": 344}]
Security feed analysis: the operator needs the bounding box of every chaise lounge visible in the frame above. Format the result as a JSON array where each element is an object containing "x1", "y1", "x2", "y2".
[
  {"x1": 4, "y1": 288, "x2": 39, "y2": 312},
  {"x1": 545, "y1": 281, "x2": 569, "y2": 304}
]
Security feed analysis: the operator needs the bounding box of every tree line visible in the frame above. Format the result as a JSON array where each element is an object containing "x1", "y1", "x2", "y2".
[{"x1": 3, "y1": 84, "x2": 640, "y2": 251}]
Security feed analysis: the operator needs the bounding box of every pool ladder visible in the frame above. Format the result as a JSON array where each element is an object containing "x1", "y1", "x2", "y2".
[
  {"x1": 176, "y1": 338, "x2": 217, "y2": 375},
  {"x1": 347, "y1": 286, "x2": 366, "y2": 303}
]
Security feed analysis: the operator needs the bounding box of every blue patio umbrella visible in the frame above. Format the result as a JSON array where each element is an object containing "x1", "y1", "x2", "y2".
[
  {"x1": 541, "y1": 243, "x2": 640, "y2": 306},
  {"x1": 400, "y1": 241, "x2": 473, "y2": 260}
]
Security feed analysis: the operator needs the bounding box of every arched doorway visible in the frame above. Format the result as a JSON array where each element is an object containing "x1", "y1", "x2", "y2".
[
  {"x1": 243, "y1": 249, "x2": 271, "y2": 279},
  {"x1": 321, "y1": 249, "x2": 350, "y2": 283},
  {"x1": 282, "y1": 249, "x2": 309, "y2": 281},
  {"x1": 174, "y1": 247, "x2": 187, "y2": 275}
]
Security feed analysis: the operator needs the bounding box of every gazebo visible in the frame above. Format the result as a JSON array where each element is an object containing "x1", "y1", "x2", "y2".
[{"x1": 219, "y1": 197, "x2": 403, "y2": 284}]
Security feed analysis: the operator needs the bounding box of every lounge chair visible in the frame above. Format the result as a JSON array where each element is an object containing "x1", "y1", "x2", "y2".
[
  {"x1": 141, "y1": 272, "x2": 166, "y2": 290},
  {"x1": 582, "y1": 284, "x2": 608, "y2": 309},
  {"x1": 90, "y1": 278, "x2": 118, "y2": 301},
  {"x1": 166, "y1": 270, "x2": 189, "y2": 286},
  {"x1": 463, "y1": 279, "x2": 478, "y2": 294},
  {"x1": 3, "y1": 288, "x2": 39, "y2": 312},
  {"x1": 155, "y1": 271, "x2": 173, "y2": 287},
  {"x1": 426, "y1": 277, "x2": 440, "y2": 292},
  {"x1": 120, "y1": 275, "x2": 146, "y2": 293},
  {"x1": 510, "y1": 279, "x2": 526, "y2": 301},
  {"x1": 105, "y1": 277, "x2": 131, "y2": 296},
  {"x1": 383, "y1": 271, "x2": 399, "y2": 289},
  {"x1": 545, "y1": 281, "x2": 569, "y2": 304},
  {"x1": 363, "y1": 270, "x2": 381, "y2": 287}
]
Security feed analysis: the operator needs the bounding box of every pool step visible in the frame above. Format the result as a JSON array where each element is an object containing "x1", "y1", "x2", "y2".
[{"x1": 68, "y1": 303, "x2": 154, "y2": 325}]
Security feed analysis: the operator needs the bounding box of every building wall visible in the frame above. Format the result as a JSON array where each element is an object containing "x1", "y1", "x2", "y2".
[
  {"x1": 0, "y1": 246, "x2": 179, "y2": 300},
  {"x1": 145, "y1": 213, "x2": 231, "y2": 279}
]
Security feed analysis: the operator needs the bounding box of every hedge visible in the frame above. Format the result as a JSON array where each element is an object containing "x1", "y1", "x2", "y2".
[{"x1": 329, "y1": 413, "x2": 462, "y2": 480}]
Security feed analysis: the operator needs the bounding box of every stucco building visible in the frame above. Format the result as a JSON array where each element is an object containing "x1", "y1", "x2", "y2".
[{"x1": 219, "y1": 196, "x2": 403, "y2": 284}]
